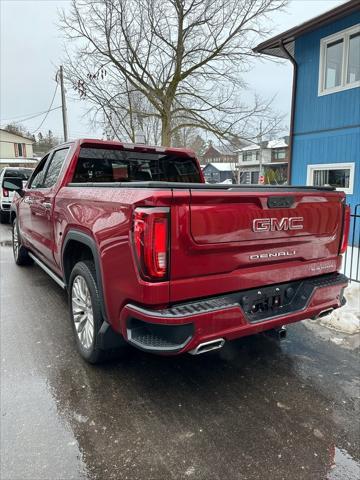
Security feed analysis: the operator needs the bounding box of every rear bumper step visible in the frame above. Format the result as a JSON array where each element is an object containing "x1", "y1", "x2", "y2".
[
  {"x1": 126, "y1": 318, "x2": 193, "y2": 353},
  {"x1": 122, "y1": 272, "x2": 348, "y2": 354}
]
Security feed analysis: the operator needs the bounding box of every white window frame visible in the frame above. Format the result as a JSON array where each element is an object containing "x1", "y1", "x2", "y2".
[
  {"x1": 306, "y1": 162, "x2": 355, "y2": 194},
  {"x1": 318, "y1": 24, "x2": 360, "y2": 96}
]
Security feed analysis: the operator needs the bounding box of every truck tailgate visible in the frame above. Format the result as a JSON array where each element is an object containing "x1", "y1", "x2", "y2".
[{"x1": 170, "y1": 188, "x2": 344, "y2": 303}]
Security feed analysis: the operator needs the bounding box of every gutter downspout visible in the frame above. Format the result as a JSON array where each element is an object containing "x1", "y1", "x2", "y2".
[{"x1": 279, "y1": 40, "x2": 297, "y2": 185}]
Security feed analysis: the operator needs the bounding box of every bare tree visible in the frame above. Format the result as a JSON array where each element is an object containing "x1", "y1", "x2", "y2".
[
  {"x1": 99, "y1": 81, "x2": 162, "y2": 144},
  {"x1": 60, "y1": 0, "x2": 286, "y2": 146}
]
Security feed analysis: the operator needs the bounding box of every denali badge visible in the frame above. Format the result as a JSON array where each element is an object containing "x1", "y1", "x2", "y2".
[
  {"x1": 252, "y1": 217, "x2": 304, "y2": 232},
  {"x1": 250, "y1": 251, "x2": 296, "y2": 260}
]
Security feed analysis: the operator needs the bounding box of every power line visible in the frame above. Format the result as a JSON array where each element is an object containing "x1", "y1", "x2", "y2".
[
  {"x1": 0, "y1": 106, "x2": 62, "y2": 126},
  {"x1": 19, "y1": 106, "x2": 61, "y2": 124},
  {"x1": 32, "y1": 83, "x2": 59, "y2": 134},
  {"x1": 1, "y1": 106, "x2": 61, "y2": 123}
]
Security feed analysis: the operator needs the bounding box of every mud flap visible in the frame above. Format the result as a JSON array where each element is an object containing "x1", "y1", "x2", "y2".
[{"x1": 97, "y1": 321, "x2": 127, "y2": 350}]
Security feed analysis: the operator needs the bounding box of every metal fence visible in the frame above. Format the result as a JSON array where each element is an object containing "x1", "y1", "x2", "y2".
[{"x1": 343, "y1": 204, "x2": 359, "y2": 283}]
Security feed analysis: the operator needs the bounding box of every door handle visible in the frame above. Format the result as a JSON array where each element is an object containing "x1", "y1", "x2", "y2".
[{"x1": 43, "y1": 202, "x2": 52, "y2": 209}]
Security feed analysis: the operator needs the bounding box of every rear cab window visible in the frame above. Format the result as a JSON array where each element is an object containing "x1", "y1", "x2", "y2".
[{"x1": 72, "y1": 147, "x2": 202, "y2": 183}]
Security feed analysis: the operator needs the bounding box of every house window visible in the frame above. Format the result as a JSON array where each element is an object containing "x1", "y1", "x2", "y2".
[
  {"x1": 307, "y1": 163, "x2": 355, "y2": 194},
  {"x1": 242, "y1": 150, "x2": 259, "y2": 162},
  {"x1": 14, "y1": 143, "x2": 26, "y2": 157},
  {"x1": 319, "y1": 24, "x2": 360, "y2": 95},
  {"x1": 348, "y1": 32, "x2": 360, "y2": 83},
  {"x1": 242, "y1": 151, "x2": 253, "y2": 162},
  {"x1": 273, "y1": 148, "x2": 286, "y2": 160},
  {"x1": 324, "y1": 39, "x2": 343, "y2": 89}
]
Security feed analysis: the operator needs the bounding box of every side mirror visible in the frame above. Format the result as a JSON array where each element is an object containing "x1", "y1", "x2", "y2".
[{"x1": 2, "y1": 177, "x2": 25, "y2": 197}]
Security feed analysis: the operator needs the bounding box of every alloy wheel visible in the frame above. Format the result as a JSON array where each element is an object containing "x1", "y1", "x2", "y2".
[
  {"x1": 12, "y1": 221, "x2": 19, "y2": 260},
  {"x1": 71, "y1": 275, "x2": 94, "y2": 350}
]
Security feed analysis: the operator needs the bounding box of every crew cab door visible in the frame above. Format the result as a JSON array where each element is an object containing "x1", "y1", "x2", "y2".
[
  {"x1": 19, "y1": 153, "x2": 51, "y2": 245},
  {"x1": 19, "y1": 148, "x2": 69, "y2": 269}
]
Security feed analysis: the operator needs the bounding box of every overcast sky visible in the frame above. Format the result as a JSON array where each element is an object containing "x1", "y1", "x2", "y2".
[{"x1": 0, "y1": 0, "x2": 345, "y2": 143}]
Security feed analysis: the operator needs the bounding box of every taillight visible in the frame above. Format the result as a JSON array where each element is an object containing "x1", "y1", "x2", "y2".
[
  {"x1": 133, "y1": 207, "x2": 169, "y2": 280},
  {"x1": 340, "y1": 204, "x2": 350, "y2": 254},
  {"x1": 2, "y1": 188, "x2": 9, "y2": 197}
]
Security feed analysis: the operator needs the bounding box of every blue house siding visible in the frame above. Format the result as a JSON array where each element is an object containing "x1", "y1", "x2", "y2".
[
  {"x1": 291, "y1": 11, "x2": 360, "y2": 218},
  {"x1": 292, "y1": 126, "x2": 360, "y2": 207},
  {"x1": 293, "y1": 12, "x2": 360, "y2": 134}
]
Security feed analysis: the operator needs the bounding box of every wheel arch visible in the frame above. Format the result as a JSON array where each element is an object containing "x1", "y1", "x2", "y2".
[
  {"x1": 62, "y1": 230, "x2": 108, "y2": 322},
  {"x1": 10, "y1": 206, "x2": 17, "y2": 224}
]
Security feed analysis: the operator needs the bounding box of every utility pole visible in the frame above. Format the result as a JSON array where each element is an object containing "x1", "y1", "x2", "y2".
[
  {"x1": 257, "y1": 121, "x2": 263, "y2": 184},
  {"x1": 59, "y1": 66, "x2": 68, "y2": 142}
]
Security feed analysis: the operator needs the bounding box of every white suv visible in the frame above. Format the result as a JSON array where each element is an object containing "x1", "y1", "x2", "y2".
[{"x1": 0, "y1": 167, "x2": 33, "y2": 223}]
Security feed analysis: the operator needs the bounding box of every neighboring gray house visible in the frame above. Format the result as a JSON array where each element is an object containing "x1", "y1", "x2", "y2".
[
  {"x1": 237, "y1": 138, "x2": 289, "y2": 184},
  {"x1": 202, "y1": 162, "x2": 235, "y2": 183}
]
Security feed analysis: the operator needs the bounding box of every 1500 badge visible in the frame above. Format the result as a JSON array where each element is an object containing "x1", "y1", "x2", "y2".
[{"x1": 310, "y1": 262, "x2": 336, "y2": 272}]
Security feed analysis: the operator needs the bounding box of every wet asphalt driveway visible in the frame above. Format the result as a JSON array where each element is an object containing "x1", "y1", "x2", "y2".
[{"x1": 0, "y1": 223, "x2": 359, "y2": 480}]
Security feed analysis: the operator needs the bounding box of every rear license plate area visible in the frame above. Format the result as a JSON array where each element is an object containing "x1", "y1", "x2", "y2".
[{"x1": 239, "y1": 281, "x2": 303, "y2": 322}]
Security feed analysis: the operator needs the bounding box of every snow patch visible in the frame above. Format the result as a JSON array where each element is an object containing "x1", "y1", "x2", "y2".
[
  {"x1": 319, "y1": 283, "x2": 360, "y2": 334},
  {"x1": 185, "y1": 466, "x2": 195, "y2": 476},
  {"x1": 73, "y1": 413, "x2": 88, "y2": 424}
]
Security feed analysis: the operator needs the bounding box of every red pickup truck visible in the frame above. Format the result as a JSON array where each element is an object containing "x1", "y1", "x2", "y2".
[{"x1": 6, "y1": 139, "x2": 349, "y2": 363}]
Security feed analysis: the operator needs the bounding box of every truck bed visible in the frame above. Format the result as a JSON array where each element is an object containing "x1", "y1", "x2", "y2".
[
  {"x1": 61, "y1": 179, "x2": 345, "y2": 306},
  {"x1": 68, "y1": 181, "x2": 335, "y2": 192}
]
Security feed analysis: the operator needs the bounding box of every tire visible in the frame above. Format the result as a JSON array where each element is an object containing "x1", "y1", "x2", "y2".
[
  {"x1": 12, "y1": 218, "x2": 33, "y2": 266},
  {"x1": 69, "y1": 261, "x2": 111, "y2": 364},
  {"x1": 0, "y1": 211, "x2": 10, "y2": 224}
]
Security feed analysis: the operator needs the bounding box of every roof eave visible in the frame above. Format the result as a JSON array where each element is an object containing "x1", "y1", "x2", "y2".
[
  {"x1": 253, "y1": 0, "x2": 359, "y2": 58},
  {"x1": 0, "y1": 128, "x2": 35, "y2": 142}
]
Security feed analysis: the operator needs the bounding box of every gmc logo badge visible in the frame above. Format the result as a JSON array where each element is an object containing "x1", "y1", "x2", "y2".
[{"x1": 252, "y1": 217, "x2": 304, "y2": 232}]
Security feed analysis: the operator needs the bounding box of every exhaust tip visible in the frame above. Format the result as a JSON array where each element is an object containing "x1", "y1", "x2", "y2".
[
  {"x1": 278, "y1": 326, "x2": 287, "y2": 339},
  {"x1": 314, "y1": 308, "x2": 334, "y2": 320},
  {"x1": 189, "y1": 338, "x2": 225, "y2": 355}
]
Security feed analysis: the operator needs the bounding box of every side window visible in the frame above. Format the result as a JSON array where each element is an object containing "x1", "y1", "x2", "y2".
[
  {"x1": 42, "y1": 148, "x2": 69, "y2": 189},
  {"x1": 307, "y1": 162, "x2": 355, "y2": 195},
  {"x1": 319, "y1": 25, "x2": 360, "y2": 95},
  {"x1": 29, "y1": 154, "x2": 51, "y2": 189}
]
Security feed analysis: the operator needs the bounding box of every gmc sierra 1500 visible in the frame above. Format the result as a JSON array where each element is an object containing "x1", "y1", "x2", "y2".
[{"x1": 6, "y1": 139, "x2": 349, "y2": 363}]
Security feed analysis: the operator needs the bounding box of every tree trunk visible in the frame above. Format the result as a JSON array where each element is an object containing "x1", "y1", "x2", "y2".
[{"x1": 161, "y1": 113, "x2": 172, "y2": 146}]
